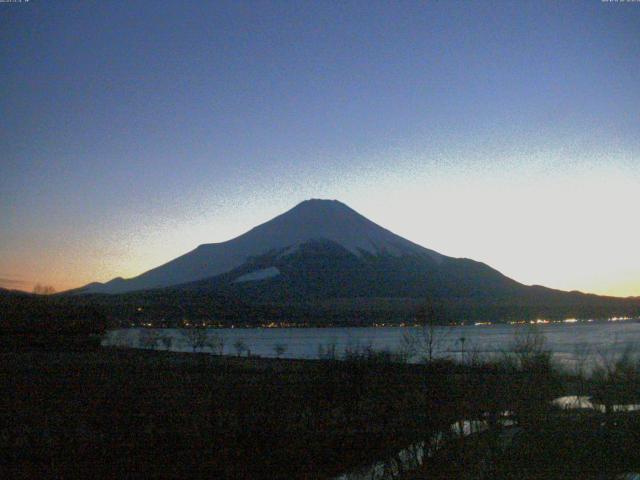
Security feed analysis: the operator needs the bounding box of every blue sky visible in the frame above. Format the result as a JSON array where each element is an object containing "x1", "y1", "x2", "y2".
[{"x1": 1, "y1": 0, "x2": 639, "y2": 295}]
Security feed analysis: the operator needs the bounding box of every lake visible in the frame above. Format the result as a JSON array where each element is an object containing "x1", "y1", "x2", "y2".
[{"x1": 103, "y1": 320, "x2": 640, "y2": 372}]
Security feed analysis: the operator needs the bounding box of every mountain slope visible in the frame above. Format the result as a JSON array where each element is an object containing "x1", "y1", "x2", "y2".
[
  {"x1": 182, "y1": 238, "x2": 524, "y2": 301},
  {"x1": 80, "y1": 199, "x2": 446, "y2": 294}
]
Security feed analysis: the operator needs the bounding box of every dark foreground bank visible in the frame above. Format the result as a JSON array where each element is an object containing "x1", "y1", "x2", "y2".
[
  {"x1": 1, "y1": 347, "x2": 448, "y2": 479},
  {"x1": 2, "y1": 342, "x2": 640, "y2": 479}
]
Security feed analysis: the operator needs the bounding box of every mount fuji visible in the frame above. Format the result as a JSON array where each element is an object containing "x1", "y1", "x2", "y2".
[
  {"x1": 73, "y1": 199, "x2": 639, "y2": 322},
  {"x1": 80, "y1": 199, "x2": 507, "y2": 295}
]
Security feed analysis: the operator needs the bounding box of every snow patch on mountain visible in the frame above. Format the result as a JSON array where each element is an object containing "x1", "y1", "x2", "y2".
[{"x1": 234, "y1": 267, "x2": 280, "y2": 283}]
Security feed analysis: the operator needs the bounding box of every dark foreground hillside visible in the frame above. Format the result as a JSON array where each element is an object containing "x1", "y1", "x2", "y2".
[
  {"x1": 2, "y1": 342, "x2": 640, "y2": 479},
  {"x1": 0, "y1": 348, "x2": 450, "y2": 479}
]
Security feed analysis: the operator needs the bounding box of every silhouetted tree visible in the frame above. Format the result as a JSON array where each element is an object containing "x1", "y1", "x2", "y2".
[
  {"x1": 181, "y1": 328, "x2": 209, "y2": 353},
  {"x1": 206, "y1": 334, "x2": 225, "y2": 355},
  {"x1": 402, "y1": 300, "x2": 449, "y2": 362},
  {"x1": 506, "y1": 326, "x2": 560, "y2": 427},
  {"x1": 233, "y1": 339, "x2": 247, "y2": 357},
  {"x1": 160, "y1": 334, "x2": 173, "y2": 351},
  {"x1": 273, "y1": 343, "x2": 287, "y2": 358},
  {"x1": 317, "y1": 341, "x2": 337, "y2": 360},
  {"x1": 139, "y1": 329, "x2": 160, "y2": 350},
  {"x1": 33, "y1": 283, "x2": 56, "y2": 295}
]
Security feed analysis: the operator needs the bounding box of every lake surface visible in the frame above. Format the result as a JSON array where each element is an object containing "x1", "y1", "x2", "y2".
[{"x1": 103, "y1": 321, "x2": 640, "y2": 371}]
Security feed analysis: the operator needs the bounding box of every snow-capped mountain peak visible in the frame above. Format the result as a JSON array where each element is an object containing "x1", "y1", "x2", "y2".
[{"x1": 80, "y1": 199, "x2": 444, "y2": 294}]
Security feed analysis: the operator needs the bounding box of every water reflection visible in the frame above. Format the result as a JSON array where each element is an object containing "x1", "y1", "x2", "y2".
[
  {"x1": 552, "y1": 395, "x2": 640, "y2": 413},
  {"x1": 103, "y1": 322, "x2": 640, "y2": 372}
]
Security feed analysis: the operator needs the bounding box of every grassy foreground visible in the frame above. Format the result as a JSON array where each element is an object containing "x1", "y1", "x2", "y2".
[
  {"x1": 1, "y1": 347, "x2": 450, "y2": 479},
  {"x1": 2, "y1": 341, "x2": 640, "y2": 479}
]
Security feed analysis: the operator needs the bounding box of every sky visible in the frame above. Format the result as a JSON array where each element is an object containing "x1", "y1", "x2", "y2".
[{"x1": 1, "y1": 0, "x2": 639, "y2": 296}]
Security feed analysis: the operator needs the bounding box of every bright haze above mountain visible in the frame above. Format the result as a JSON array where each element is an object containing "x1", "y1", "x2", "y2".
[{"x1": 1, "y1": 2, "x2": 639, "y2": 296}]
